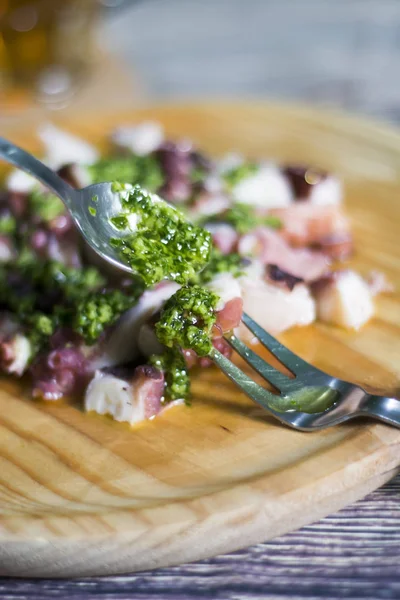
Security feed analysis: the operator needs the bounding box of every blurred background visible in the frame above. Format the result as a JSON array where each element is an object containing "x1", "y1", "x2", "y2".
[{"x1": 1, "y1": 0, "x2": 400, "y2": 123}]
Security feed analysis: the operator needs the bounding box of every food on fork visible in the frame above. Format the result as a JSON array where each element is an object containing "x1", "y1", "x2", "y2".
[{"x1": 0, "y1": 123, "x2": 390, "y2": 425}]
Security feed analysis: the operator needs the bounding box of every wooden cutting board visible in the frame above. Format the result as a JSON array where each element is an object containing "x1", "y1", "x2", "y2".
[{"x1": 1, "y1": 102, "x2": 400, "y2": 578}]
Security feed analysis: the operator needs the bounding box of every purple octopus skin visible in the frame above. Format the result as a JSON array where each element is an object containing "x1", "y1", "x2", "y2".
[
  {"x1": 155, "y1": 142, "x2": 212, "y2": 203},
  {"x1": 30, "y1": 229, "x2": 48, "y2": 255},
  {"x1": 29, "y1": 327, "x2": 141, "y2": 402},
  {"x1": 282, "y1": 165, "x2": 327, "y2": 200},
  {"x1": 316, "y1": 232, "x2": 354, "y2": 261},
  {"x1": 267, "y1": 264, "x2": 304, "y2": 291},
  {"x1": 191, "y1": 150, "x2": 213, "y2": 173},
  {"x1": 30, "y1": 329, "x2": 91, "y2": 401},
  {"x1": 156, "y1": 141, "x2": 193, "y2": 202},
  {"x1": 28, "y1": 227, "x2": 81, "y2": 268},
  {"x1": 57, "y1": 164, "x2": 81, "y2": 189},
  {"x1": 132, "y1": 365, "x2": 165, "y2": 419},
  {"x1": 48, "y1": 213, "x2": 74, "y2": 236},
  {"x1": 100, "y1": 364, "x2": 135, "y2": 381},
  {"x1": 85, "y1": 363, "x2": 165, "y2": 422},
  {"x1": 190, "y1": 150, "x2": 214, "y2": 194},
  {"x1": 7, "y1": 191, "x2": 28, "y2": 218},
  {"x1": 3, "y1": 179, "x2": 81, "y2": 268},
  {"x1": 47, "y1": 230, "x2": 82, "y2": 268}
]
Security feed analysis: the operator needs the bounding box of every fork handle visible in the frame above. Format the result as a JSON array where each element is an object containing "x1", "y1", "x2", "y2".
[
  {"x1": 0, "y1": 137, "x2": 76, "y2": 206},
  {"x1": 359, "y1": 395, "x2": 400, "y2": 428},
  {"x1": 291, "y1": 389, "x2": 400, "y2": 431}
]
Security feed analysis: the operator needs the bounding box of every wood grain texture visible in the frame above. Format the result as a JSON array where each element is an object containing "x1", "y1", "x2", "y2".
[
  {"x1": 2, "y1": 475, "x2": 400, "y2": 600},
  {"x1": 1, "y1": 102, "x2": 400, "y2": 578}
]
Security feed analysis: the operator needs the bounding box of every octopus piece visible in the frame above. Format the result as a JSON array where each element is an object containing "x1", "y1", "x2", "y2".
[
  {"x1": 282, "y1": 165, "x2": 342, "y2": 205},
  {"x1": 111, "y1": 122, "x2": 164, "y2": 156},
  {"x1": 270, "y1": 203, "x2": 351, "y2": 254},
  {"x1": 231, "y1": 164, "x2": 292, "y2": 209},
  {"x1": 312, "y1": 270, "x2": 374, "y2": 330},
  {"x1": 0, "y1": 328, "x2": 32, "y2": 376},
  {"x1": 85, "y1": 365, "x2": 164, "y2": 425},
  {"x1": 207, "y1": 223, "x2": 238, "y2": 255},
  {"x1": 30, "y1": 332, "x2": 90, "y2": 401},
  {"x1": 239, "y1": 226, "x2": 330, "y2": 282},
  {"x1": 238, "y1": 267, "x2": 316, "y2": 338}
]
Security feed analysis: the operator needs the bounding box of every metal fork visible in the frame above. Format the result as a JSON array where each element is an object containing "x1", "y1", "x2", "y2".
[{"x1": 210, "y1": 313, "x2": 400, "y2": 431}]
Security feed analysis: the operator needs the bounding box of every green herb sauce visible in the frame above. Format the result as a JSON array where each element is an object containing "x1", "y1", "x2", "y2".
[
  {"x1": 155, "y1": 285, "x2": 219, "y2": 357},
  {"x1": 149, "y1": 349, "x2": 190, "y2": 402},
  {"x1": 110, "y1": 184, "x2": 212, "y2": 287},
  {"x1": 88, "y1": 155, "x2": 164, "y2": 192},
  {"x1": 0, "y1": 259, "x2": 143, "y2": 350},
  {"x1": 201, "y1": 203, "x2": 282, "y2": 235},
  {"x1": 29, "y1": 188, "x2": 65, "y2": 222},
  {"x1": 0, "y1": 215, "x2": 17, "y2": 235},
  {"x1": 222, "y1": 161, "x2": 259, "y2": 188},
  {"x1": 198, "y1": 248, "x2": 244, "y2": 284}
]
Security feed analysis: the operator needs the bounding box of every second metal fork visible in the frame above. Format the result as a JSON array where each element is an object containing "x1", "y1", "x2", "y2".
[{"x1": 210, "y1": 313, "x2": 400, "y2": 431}]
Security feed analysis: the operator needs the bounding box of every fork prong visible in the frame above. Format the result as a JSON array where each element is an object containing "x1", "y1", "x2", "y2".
[
  {"x1": 225, "y1": 334, "x2": 290, "y2": 391},
  {"x1": 209, "y1": 348, "x2": 279, "y2": 412},
  {"x1": 241, "y1": 312, "x2": 320, "y2": 376}
]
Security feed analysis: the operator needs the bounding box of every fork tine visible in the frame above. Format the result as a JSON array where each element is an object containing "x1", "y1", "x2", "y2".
[
  {"x1": 225, "y1": 333, "x2": 290, "y2": 391},
  {"x1": 241, "y1": 312, "x2": 319, "y2": 376},
  {"x1": 209, "y1": 348, "x2": 278, "y2": 412}
]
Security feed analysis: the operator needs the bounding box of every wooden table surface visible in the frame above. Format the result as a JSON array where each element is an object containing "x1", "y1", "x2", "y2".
[{"x1": 2, "y1": 0, "x2": 400, "y2": 597}]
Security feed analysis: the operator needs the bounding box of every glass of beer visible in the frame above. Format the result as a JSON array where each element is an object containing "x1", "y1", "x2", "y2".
[{"x1": 0, "y1": 0, "x2": 98, "y2": 107}]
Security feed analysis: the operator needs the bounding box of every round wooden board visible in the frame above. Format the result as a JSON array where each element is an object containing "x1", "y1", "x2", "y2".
[{"x1": 1, "y1": 102, "x2": 400, "y2": 578}]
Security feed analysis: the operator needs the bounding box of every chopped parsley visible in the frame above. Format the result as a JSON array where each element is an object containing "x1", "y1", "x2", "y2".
[
  {"x1": 29, "y1": 188, "x2": 65, "y2": 222},
  {"x1": 73, "y1": 289, "x2": 138, "y2": 344},
  {"x1": 219, "y1": 203, "x2": 258, "y2": 234},
  {"x1": 0, "y1": 214, "x2": 17, "y2": 235},
  {"x1": 109, "y1": 215, "x2": 129, "y2": 230},
  {"x1": 223, "y1": 161, "x2": 259, "y2": 188},
  {"x1": 27, "y1": 313, "x2": 56, "y2": 354},
  {"x1": 0, "y1": 260, "x2": 103, "y2": 318},
  {"x1": 0, "y1": 259, "x2": 143, "y2": 349},
  {"x1": 155, "y1": 285, "x2": 219, "y2": 357},
  {"x1": 198, "y1": 248, "x2": 244, "y2": 284},
  {"x1": 202, "y1": 203, "x2": 282, "y2": 235},
  {"x1": 38, "y1": 261, "x2": 106, "y2": 303},
  {"x1": 149, "y1": 349, "x2": 190, "y2": 402},
  {"x1": 190, "y1": 166, "x2": 208, "y2": 185},
  {"x1": 110, "y1": 184, "x2": 212, "y2": 287},
  {"x1": 262, "y1": 214, "x2": 283, "y2": 229},
  {"x1": 88, "y1": 154, "x2": 164, "y2": 192}
]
